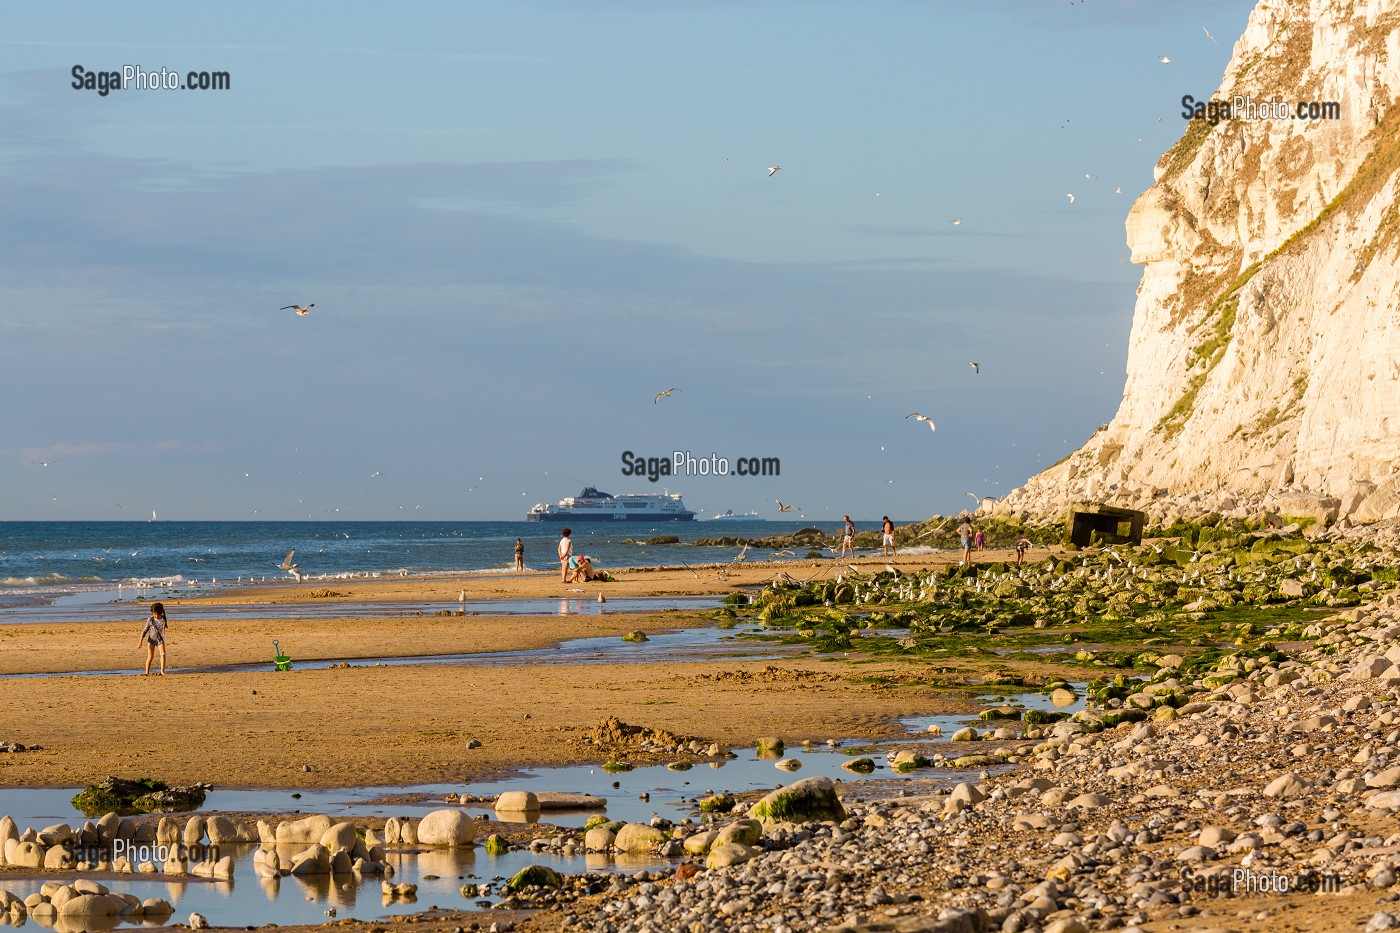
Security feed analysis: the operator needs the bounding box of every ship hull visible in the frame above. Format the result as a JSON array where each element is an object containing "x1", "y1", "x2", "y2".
[{"x1": 526, "y1": 511, "x2": 694, "y2": 522}]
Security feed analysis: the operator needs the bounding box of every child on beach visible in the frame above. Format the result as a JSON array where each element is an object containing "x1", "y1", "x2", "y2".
[
  {"x1": 514, "y1": 537, "x2": 525, "y2": 572},
  {"x1": 1015, "y1": 532, "x2": 1030, "y2": 568},
  {"x1": 558, "y1": 528, "x2": 574, "y2": 582},
  {"x1": 974, "y1": 527, "x2": 986, "y2": 552},
  {"x1": 138, "y1": 602, "x2": 168, "y2": 675}
]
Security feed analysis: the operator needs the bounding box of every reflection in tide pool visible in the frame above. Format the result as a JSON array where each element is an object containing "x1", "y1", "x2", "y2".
[{"x1": 0, "y1": 686, "x2": 1061, "y2": 929}]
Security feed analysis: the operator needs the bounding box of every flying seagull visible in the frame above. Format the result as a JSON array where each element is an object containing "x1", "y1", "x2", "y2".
[
  {"x1": 31, "y1": 459, "x2": 60, "y2": 467},
  {"x1": 969, "y1": 362, "x2": 980, "y2": 374},
  {"x1": 654, "y1": 387, "x2": 681, "y2": 404},
  {"x1": 1159, "y1": 55, "x2": 1172, "y2": 64},
  {"x1": 775, "y1": 500, "x2": 800, "y2": 512},
  {"x1": 905, "y1": 412, "x2": 936, "y2": 432},
  {"x1": 281, "y1": 304, "x2": 314, "y2": 316},
  {"x1": 767, "y1": 165, "x2": 781, "y2": 176},
  {"x1": 1203, "y1": 26, "x2": 1216, "y2": 43},
  {"x1": 952, "y1": 218, "x2": 962, "y2": 225},
  {"x1": 277, "y1": 549, "x2": 297, "y2": 571},
  {"x1": 1065, "y1": 193, "x2": 1075, "y2": 205}
]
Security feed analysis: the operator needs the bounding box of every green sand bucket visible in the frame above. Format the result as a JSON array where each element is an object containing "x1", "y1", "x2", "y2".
[{"x1": 273, "y1": 639, "x2": 292, "y2": 672}]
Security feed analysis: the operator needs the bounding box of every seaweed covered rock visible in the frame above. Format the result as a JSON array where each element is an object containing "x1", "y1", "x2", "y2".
[
  {"x1": 507, "y1": 865, "x2": 564, "y2": 891},
  {"x1": 72, "y1": 778, "x2": 208, "y2": 817},
  {"x1": 748, "y1": 776, "x2": 846, "y2": 827}
]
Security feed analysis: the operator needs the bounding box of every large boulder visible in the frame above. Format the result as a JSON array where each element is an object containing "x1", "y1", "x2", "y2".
[
  {"x1": 183, "y1": 815, "x2": 206, "y2": 846},
  {"x1": 95, "y1": 812, "x2": 120, "y2": 843},
  {"x1": 156, "y1": 817, "x2": 181, "y2": 847},
  {"x1": 207, "y1": 815, "x2": 256, "y2": 843},
  {"x1": 10, "y1": 841, "x2": 45, "y2": 868},
  {"x1": 416, "y1": 809, "x2": 476, "y2": 847},
  {"x1": 58, "y1": 894, "x2": 124, "y2": 918},
  {"x1": 748, "y1": 776, "x2": 847, "y2": 826},
  {"x1": 0, "y1": 816, "x2": 18, "y2": 862},
  {"x1": 287, "y1": 845, "x2": 331, "y2": 876},
  {"x1": 506, "y1": 865, "x2": 564, "y2": 891},
  {"x1": 612, "y1": 823, "x2": 667, "y2": 854},
  {"x1": 319, "y1": 822, "x2": 359, "y2": 852},
  {"x1": 276, "y1": 814, "x2": 333, "y2": 846},
  {"x1": 715, "y1": 819, "x2": 763, "y2": 847},
  {"x1": 584, "y1": 826, "x2": 616, "y2": 851},
  {"x1": 706, "y1": 842, "x2": 757, "y2": 869},
  {"x1": 494, "y1": 791, "x2": 540, "y2": 813},
  {"x1": 42, "y1": 845, "x2": 76, "y2": 870}
]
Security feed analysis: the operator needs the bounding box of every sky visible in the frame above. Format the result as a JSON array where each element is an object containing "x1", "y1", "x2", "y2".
[{"x1": 0, "y1": 0, "x2": 1258, "y2": 523}]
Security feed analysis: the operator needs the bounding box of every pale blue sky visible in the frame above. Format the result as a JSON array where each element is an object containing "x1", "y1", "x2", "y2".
[{"x1": 1, "y1": 1, "x2": 1256, "y2": 522}]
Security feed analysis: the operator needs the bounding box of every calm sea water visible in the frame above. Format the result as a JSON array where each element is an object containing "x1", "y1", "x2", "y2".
[{"x1": 0, "y1": 519, "x2": 839, "y2": 596}]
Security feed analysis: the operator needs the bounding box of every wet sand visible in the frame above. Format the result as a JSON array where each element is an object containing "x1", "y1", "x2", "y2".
[{"x1": 0, "y1": 553, "x2": 1002, "y2": 790}]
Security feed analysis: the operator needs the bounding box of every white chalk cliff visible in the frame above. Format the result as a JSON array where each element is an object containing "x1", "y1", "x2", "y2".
[{"x1": 1003, "y1": 0, "x2": 1400, "y2": 526}]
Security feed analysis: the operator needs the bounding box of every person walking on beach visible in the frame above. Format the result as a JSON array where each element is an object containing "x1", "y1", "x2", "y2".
[
  {"x1": 1015, "y1": 532, "x2": 1031, "y2": 568},
  {"x1": 138, "y1": 602, "x2": 168, "y2": 675},
  {"x1": 882, "y1": 516, "x2": 896, "y2": 557},
  {"x1": 957, "y1": 518, "x2": 974, "y2": 565},
  {"x1": 514, "y1": 536, "x2": 525, "y2": 572},
  {"x1": 974, "y1": 526, "x2": 986, "y2": 552},
  {"x1": 558, "y1": 528, "x2": 574, "y2": 582},
  {"x1": 839, "y1": 515, "x2": 856, "y2": 559}
]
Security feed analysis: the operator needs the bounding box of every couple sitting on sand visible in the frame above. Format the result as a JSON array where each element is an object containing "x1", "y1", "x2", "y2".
[
  {"x1": 570, "y1": 555, "x2": 613, "y2": 583},
  {"x1": 558, "y1": 527, "x2": 614, "y2": 583}
]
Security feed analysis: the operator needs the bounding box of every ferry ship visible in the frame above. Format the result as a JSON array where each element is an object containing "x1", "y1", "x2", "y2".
[
  {"x1": 706, "y1": 509, "x2": 765, "y2": 521},
  {"x1": 525, "y1": 487, "x2": 696, "y2": 522}
]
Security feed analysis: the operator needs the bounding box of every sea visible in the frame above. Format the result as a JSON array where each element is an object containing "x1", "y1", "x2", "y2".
[{"x1": 0, "y1": 518, "x2": 853, "y2": 604}]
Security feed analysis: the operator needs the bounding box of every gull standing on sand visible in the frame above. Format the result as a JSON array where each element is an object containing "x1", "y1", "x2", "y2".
[
  {"x1": 767, "y1": 165, "x2": 781, "y2": 176},
  {"x1": 905, "y1": 412, "x2": 936, "y2": 432},
  {"x1": 281, "y1": 304, "x2": 315, "y2": 316},
  {"x1": 654, "y1": 387, "x2": 681, "y2": 404}
]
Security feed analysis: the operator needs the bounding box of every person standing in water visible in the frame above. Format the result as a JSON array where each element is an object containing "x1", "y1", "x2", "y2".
[
  {"x1": 514, "y1": 536, "x2": 525, "y2": 572},
  {"x1": 138, "y1": 601, "x2": 168, "y2": 675}
]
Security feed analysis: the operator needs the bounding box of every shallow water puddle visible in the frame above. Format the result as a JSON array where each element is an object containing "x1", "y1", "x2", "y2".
[
  {"x1": 0, "y1": 594, "x2": 724, "y2": 626},
  {"x1": 6, "y1": 624, "x2": 786, "y2": 679},
  {"x1": 0, "y1": 688, "x2": 1072, "y2": 928}
]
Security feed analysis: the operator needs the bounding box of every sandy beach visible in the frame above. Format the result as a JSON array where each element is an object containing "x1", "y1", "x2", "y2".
[{"x1": 0, "y1": 552, "x2": 999, "y2": 790}]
